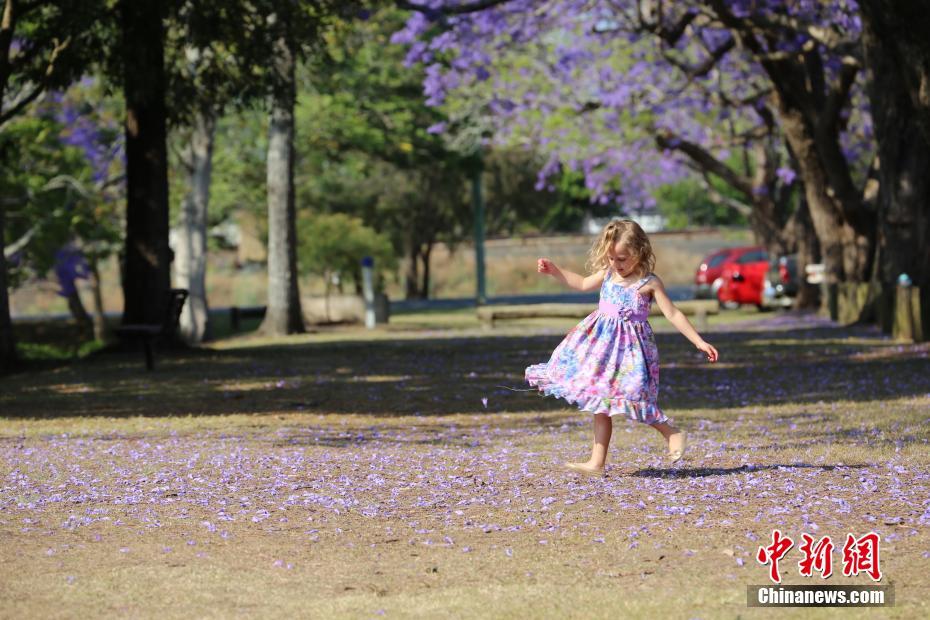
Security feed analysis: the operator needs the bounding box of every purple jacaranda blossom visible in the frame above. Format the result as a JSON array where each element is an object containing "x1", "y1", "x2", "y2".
[
  {"x1": 392, "y1": 0, "x2": 872, "y2": 205},
  {"x1": 776, "y1": 167, "x2": 797, "y2": 185}
]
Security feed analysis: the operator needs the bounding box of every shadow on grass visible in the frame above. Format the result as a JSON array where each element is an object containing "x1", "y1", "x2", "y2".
[
  {"x1": 1, "y1": 322, "x2": 927, "y2": 421},
  {"x1": 631, "y1": 462, "x2": 872, "y2": 478}
]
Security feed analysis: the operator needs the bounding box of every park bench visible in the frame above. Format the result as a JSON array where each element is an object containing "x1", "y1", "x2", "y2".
[
  {"x1": 115, "y1": 288, "x2": 188, "y2": 371},
  {"x1": 229, "y1": 305, "x2": 266, "y2": 331},
  {"x1": 477, "y1": 299, "x2": 719, "y2": 330}
]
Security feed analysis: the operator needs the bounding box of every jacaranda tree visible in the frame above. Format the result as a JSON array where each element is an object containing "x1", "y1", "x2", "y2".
[{"x1": 395, "y1": 1, "x2": 883, "y2": 295}]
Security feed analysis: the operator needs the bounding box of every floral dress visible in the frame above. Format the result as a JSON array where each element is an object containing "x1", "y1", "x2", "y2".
[{"x1": 525, "y1": 271, "x2": 667, "y2": 424}]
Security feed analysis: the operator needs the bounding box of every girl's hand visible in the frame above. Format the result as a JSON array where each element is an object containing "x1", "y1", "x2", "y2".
[
  {"x1": 537, "y1": 258, "x2": 556, "y2": 275},
  {"x1": 697, "y1": 341, "x2": 719, "y2": 363}
]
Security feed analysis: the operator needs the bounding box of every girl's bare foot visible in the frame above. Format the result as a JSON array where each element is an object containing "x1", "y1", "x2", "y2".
[
  {"x1": 667, "y1": 431, "x2": 686, "y2": 463},
  {"x1": 564, "y1": 462, "x2": 606, "y2": 477}
]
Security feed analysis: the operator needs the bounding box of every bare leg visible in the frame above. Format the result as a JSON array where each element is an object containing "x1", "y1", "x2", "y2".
[
  {"x1": 651, "y1": 421, "x2": 685, "y2": 461},
  {"x1": 587, "y1": 413, "x2": 613, "y2": 468},
  {"x1": 565, "y1": 414, "x2": 612, "y2": 476}
]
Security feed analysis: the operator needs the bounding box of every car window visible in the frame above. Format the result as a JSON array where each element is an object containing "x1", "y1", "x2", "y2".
[
  {"x1": 737, "y1": 250, "x2": 767, "y2": 264},
  {"x1": 707, "y1": 253, "x2": 731, "y2": 268}
]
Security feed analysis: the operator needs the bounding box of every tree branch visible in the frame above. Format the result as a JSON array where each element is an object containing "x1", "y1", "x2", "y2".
[
  {"x1": 657, "y1": 10, "x2": 697, "y2": 47},
  {"x1": 0, "y1": 80, "x2": 45, "y2": 125},
  {"x1": 860, "y1": 152, "x2": 880, "y2": 211},
  {"x1": 822, "y1": 56, "x2": 859, "y2": 134},
  {"x1": 3, "y1": 223, "x2": 40, "y2": 259},
  {"x1": 655, "y1": 128, "x2": 755, "y2": 199},
  {"x1": 694, "y1": 169, "x2": 753, "y2": 216},
  {"x1": 745, "y1": 12, "x2": 862, "y2": 58},
  {"x1": 0, "y1": 0, "x2": 15, "y2": 88},
  {"x1": 661, "y1": 36, "x2": 735, "y2": 83},
  {"x1": 717, "y1": 124, "x2": 772, "y2": 147},
  {"x1": 0, "y1": 35, "x2": 70, "y2": 125},
  {"x1": 396, "y1": 0, "x2": 513, "y2": 16},
  {"x1": 634, "y1": 1, "x2": 698, "y2": 47}
]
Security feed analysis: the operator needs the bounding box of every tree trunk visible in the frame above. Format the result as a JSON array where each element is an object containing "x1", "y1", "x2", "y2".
[
  {"x1": 859, "y1": 0, "x2": 930, "y2": 146},
  {"x1": 420, "y1": 242, "x2": 432, "y2": 299},
  {"x1": 785, "y1": 198, "x2": 821, "y2": 310},
  {"x1": 119, "y1": 0, "x2": 172, "y2": 326},
  {"x1": 174, "y1": 109, "x2": 216, "y2": 343},
  {"x1": 747, "y1": 141, "x2": 791, "y2": 255},
  {"x1": 323, "y1": 271, "x2": 331, "y2": 323},
  {"x1": 777, "y1": 108, "x2": 873, "y2": 287},
  {"x1": 0, "y1": 203, "x2": 15, "y2": 374},
  {"x1": 89, "y1": 257, "x2": 109, "y2": 342},
  {"x1": 655, "y1": 130, "x2": 790, "y2": 255},
  {"x1": 861, "y1": 4, "x2": 930, "y2": 292},
  {"x1": 405, "y1": 241, "x2": 421, "y2": 300},
  {"x1": 260, "y1": 35, "x2": 304, "y2": 335},
  {"x1": 707, "y1": 1, "x2": 875, "y2": 287},
  {"x1": 0, "y1": 0, "x2": 18, "y2": 373},
  {"x1": 66, "y1": 289, "x2": 93, "y2": 340}
]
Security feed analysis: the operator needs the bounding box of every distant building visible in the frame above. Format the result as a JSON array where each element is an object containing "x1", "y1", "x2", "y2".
[{"x1": 582, "y1": 211, "x2": 668, "y2": 235}]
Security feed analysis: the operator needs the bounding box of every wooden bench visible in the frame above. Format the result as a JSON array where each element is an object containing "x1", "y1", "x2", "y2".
[
  {"x1": 477, "y1": 300, "x2": 719, "y2": 329},
  {"x1": 115, "y1": 288, "x2": 188, "y2": 370}
]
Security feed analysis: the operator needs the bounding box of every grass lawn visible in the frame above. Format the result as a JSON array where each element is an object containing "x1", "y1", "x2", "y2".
[{"x1": 1, "y1": 310, "x2": 929, "y2": 618}]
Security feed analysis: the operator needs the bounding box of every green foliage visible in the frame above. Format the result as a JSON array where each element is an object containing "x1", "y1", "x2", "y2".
[
  {"x1": 169, "y1": 108, "x2": 269, "y2": 234},
  {"x1": 212, "y1": 111, "x2": 268, "y2": 212},
  {"x1": 291, "y1": 5, "x2": 472, "y2": 291},
  {"x1": 296, "y1": 212, "x2": 396, "y2": 290},
  {"x1": 195, "y1": 4, "x2": 607, "y2": 279},
  {"x1": 1, "y1": 77, "x2": 123, "y2": 288},
  {"x1": 1, "y1": 1, "x2": 111, "y2": 122},
  {"x1": 17, "y1": 338, "x2": 106, "y2": 362},
  {"x1": 1, "y1": 118, "x2": 89, "y2": 284},
  {"x1": 655, "y1": 178, "x2": 749, "y2": 229}
]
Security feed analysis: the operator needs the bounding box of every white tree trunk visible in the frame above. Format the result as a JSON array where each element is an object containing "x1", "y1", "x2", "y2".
[
  {"x1": 261, "y1": 35, "x2": 304, "y2": 335},
  {"x1": 174, "y1": 110, "x2": 216, "y2": 343},
  {"x1": 0, "y1": 203, "x2": 16, "y2": 373},
  {"x1": 89, "y1": 258, "x2": 109, "y2": 342}
]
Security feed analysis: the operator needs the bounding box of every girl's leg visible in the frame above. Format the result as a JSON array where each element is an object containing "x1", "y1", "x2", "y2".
[
  {"x1": 587, "y1": 413, "x2": 612, "y2": 468},
  {"x1": 565, "y1": 414, "x2": 613, "y2": 474},
  {"x1": 651, "y1": 421, "x2": 685, "y2": 460}
]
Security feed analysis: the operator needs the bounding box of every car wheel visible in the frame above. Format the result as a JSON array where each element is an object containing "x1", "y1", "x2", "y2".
[{"x1": 718, "y1": 298, "x2": 739, "y2": 311}]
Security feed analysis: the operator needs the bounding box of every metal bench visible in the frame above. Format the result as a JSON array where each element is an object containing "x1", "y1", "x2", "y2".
[{"x1": 115, "y1": 288, "x2": 188, "y2": 370}]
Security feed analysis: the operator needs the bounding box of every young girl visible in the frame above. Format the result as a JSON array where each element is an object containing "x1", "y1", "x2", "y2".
[{"x1": 526, "y1": 219, "x2": 718, "y2": 476}]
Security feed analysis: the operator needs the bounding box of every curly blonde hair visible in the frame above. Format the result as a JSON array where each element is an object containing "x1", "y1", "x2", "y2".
[{"x1": 586, "y1": 219, "x2": 656, "y2": 277}]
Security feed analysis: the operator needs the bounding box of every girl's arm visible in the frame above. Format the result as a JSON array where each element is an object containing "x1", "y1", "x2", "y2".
[
  {"x1": 643, "y1": 275, "x2": 719, "y2": 363},
  {"x1": 537, "y1": 258, "x2": 605, "y2": 292}
]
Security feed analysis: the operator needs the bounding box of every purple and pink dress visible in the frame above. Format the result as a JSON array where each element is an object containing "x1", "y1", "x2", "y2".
[{"x1": 525, "y1": 271, "x2": 668, "y2": 424}]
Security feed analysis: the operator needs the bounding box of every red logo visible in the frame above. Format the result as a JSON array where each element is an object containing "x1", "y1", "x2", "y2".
[
  {"x1": 756, "y1": 530, "x2": 882, "y2": 583},
  {"x1": 798, "y1": 534, "x2": 834, "y2": 578},
  {"x1": 756, "y1": 529, "x2": 794, "y2": 583},
  {"x1": 842, "y1": 532, "x2": 882, "y2": 581}
]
